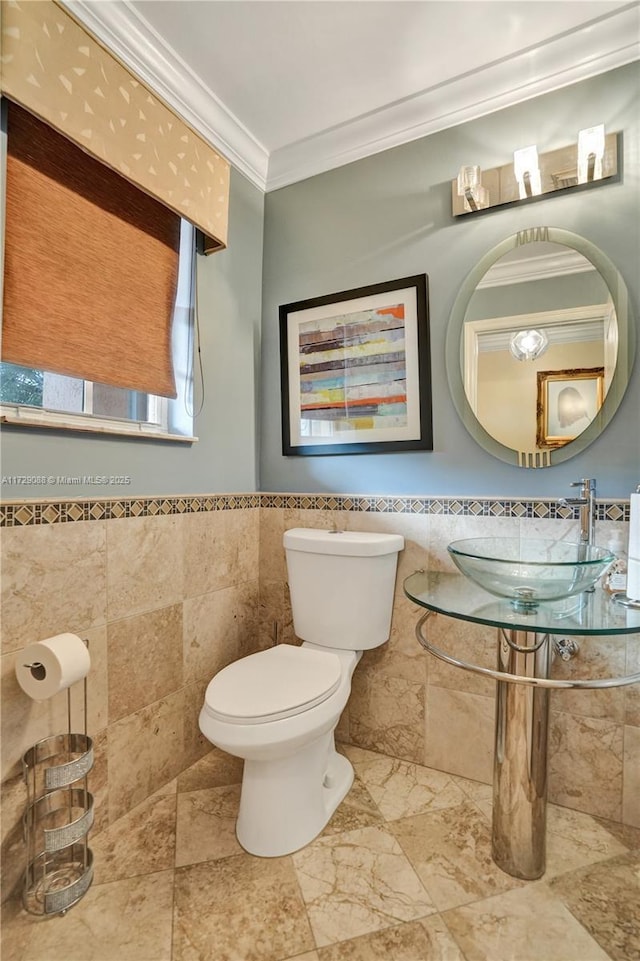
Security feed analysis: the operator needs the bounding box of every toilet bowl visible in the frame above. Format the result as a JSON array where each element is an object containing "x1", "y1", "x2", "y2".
[
  {"x1": 199, "y1": 527, "x2": 404, "y2": 857},
  {"x1": 200, "y1": 643, "x2": 360, "y2": 856}
]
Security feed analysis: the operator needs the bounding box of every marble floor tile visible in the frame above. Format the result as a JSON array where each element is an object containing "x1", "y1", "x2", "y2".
[
  {"x1": 450, "y1": 773, "x2": 493, "y2": 802},
  {"x1": 390, "y1": 799, "x2": 524, "y2": 911},
  {"x1": 443, "y1": 882, "x2": 611, "y2": 961},
  {"x1": 91, "y1": 793, "x2": 176, "y2": 884},
  {"x1": 353, "y1": 754, "x2": 467, "y2": 821},
  {"x1": 1, "y1": 895, "x2": 33, "y2": 961},
  {"x1": 544, "y1": 804, "x2": 629, "y2": 877},
  {"x1": 320, "y1": 775, "x2": 384, "y2": 836},
  {"x1": 592, "y1": 814, "x2": 640, "y2": 850},
  {"x1": 549, "y1": 851, "x2": 640, "y2": 961},
  {"x1": 471, "y1": 796, "x2": 631, "y2": 879},
  {"x1": 546, "y1": 828, "x2": 626, "y2": 881},
  {"x1": 316, "y1": 917, "x2": 465, "y2": 960},
  {"x1": 172, "y1": 853, "x2": 315, "y2": 961},
  {"x1": 292, "y1": 824, "x2": 436, "y2": 948},
  {"x1": 4, "y1": 746, "x2": 637, "y2": 961},
  {"x1": 153, "y1": 776, "x2": 178, "y2": 796},
  {"x1": 23, "y1": 870, "x2": 174, "y2": 961},
  {"x1": 175, "y1": 784, "x2": 243, "y2": 866},
  {"x1": 176, "y1": 746, "x2": 243, "y2": 792}
]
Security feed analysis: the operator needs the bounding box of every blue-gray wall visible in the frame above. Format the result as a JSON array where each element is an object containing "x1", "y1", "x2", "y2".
[
  {"x1": 466, "y1": 271, "x2": 609, "y2": 323},
  {"x1": 3, "y1": 66, "x2": 638, "y2": 501},
  {"x1": 260, "y1": 64, "x2": 640, "y2": 499},
  {"x1": 1, "y1": 168, "x2": 265, "y2": 498}
]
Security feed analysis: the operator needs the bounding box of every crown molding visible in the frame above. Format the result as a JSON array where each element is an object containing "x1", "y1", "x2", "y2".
[
  {"x1": 469, "y1": 305, "x2": 609, "y2": 353},
  {"x1": 61, "y1": 0, "x2": 270, "y2": 190},
  {"x1": 479, "y1": 318, "x2": 604, "y2": 353},
  {"x1": 266, "y1": 5, "x2": 640, "y2": 191},
  {"x1": 62, "y1": 1, "x2": 639, "y2": 194},
  {"x1": 477, "y1": 250, "x2": 596, "y2": 288}
]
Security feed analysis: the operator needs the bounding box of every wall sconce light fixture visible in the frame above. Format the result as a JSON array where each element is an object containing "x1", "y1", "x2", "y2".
[
  {"x1": 452, "y1": 125, "x2": 618, "y2": 217},
  {"x1": 456, "y1": 165, "x2": 489, "y2": 212},
  {"x1": 509, "y1": 329, "x2": 549, "y2": 362}
]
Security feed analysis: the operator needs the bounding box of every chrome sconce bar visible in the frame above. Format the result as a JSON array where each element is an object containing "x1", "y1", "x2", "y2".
[{"x1": 452, "y1": 126, "x2": 619, "y2": 217}]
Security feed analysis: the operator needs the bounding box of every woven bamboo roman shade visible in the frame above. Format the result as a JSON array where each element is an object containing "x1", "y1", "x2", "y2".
[
  {"x1": 3, "y1": 102, "x2": 181, "y2": 398},
  {"x1": 1, "y1": 0, "x2": 232, "y2": 400},
  {"x1": 1, "y1": 0, "x2": 229, "y2": 249}
]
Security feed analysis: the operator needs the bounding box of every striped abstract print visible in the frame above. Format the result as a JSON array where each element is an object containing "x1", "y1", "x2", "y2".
[{"x1": 298, "y1": 304, "x2": 408, "y2": 437}]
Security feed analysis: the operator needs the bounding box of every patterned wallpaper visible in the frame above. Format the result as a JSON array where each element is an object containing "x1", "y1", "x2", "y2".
[{"x1": 1, "y1": 0, "x2": 229, "y2": 247}]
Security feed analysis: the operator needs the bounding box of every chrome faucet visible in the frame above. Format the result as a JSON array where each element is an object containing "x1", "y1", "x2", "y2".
[{"x1": 559, "y1": 478, "x2": 596, "y2": 547}]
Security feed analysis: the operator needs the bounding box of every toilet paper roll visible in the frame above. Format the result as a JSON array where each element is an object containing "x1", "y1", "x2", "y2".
[
  {"x1": 627, "y1": 493, "x2": 640, "y2": 601},
  {"x1": 15, "y1": 633, "x2": 91, "y2": 701}
]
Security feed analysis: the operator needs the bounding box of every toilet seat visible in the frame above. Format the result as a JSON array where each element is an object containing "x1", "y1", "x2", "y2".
[{"x1": 204, "y1": 645, "x2": 342, "y2": 724}]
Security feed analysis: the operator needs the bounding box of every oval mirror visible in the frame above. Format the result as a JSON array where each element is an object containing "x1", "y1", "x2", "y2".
[{"x1": 446, "y1": 227, "x2": 635, "y2": 467}]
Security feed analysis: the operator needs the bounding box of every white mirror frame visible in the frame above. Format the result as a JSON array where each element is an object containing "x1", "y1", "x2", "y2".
[{"x1": 446, "y1": 227, "x2": 636, "y2": 468}]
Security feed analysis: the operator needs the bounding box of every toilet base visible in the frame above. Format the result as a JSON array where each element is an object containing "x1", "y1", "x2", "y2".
[{"x1": 236, "y1": 734, "x2": 353, "y2": 857}]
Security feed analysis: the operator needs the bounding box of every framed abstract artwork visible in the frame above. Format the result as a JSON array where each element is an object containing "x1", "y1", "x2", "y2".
[{"x1": 279, "y1": 275, "x2": 432, "y2": 456}]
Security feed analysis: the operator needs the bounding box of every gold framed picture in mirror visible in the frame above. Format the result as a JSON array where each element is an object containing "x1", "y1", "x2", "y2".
[{"x1": 536, "y1": 366, "x2": 604, "y2": 449}]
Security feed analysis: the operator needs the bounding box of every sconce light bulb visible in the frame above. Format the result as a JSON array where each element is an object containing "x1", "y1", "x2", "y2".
[
  {"x1": 578, "y1": 124, "x2": 605, "y2": 183},
  {"x1": 457, "y1": 165, "x2": 481, "y2": 195},
  {"x1": 456, "y1": 165, "x2": 489, "y2": 212},
  {"x1": 513, "y1": 145, "x2": 541, "y2": 199}
]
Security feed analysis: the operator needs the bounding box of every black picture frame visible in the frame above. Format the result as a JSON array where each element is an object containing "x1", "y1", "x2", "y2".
[{"x1": 280, "y1": 275, "x2": 432, "y2": 456}]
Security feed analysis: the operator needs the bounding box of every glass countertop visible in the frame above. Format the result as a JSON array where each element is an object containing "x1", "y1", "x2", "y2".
[{"x1": 404, "y1": 570, "x2": 640, "y2": 636}]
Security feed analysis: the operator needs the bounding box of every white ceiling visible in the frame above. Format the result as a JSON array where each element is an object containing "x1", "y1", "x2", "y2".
[{"x1": 66, "y1": 1, "x2": 640, "y2": 191}]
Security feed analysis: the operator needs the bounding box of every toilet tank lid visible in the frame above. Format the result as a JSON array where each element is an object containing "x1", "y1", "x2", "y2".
[{"x1": 284, "y1": 528, "x2": 404, "y2": 556}]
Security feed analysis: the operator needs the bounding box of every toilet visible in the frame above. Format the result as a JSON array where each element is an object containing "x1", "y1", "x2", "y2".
[{"x1": 199, "y1": 527, "x2": 404, "y2": 857}]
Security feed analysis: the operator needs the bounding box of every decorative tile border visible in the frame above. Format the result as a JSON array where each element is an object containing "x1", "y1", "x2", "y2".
[
  {"x1": 261, "y1": 494, "x2": 629, "y2": 522},
  {"x1": 0, "y1": 493, "x2": 630, "y2": 527}
]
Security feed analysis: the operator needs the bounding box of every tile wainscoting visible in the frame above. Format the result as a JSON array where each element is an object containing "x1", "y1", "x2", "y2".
[
  {"x1": 0, "y1": 501, "x2": 260, "y2": 903},
  {"x1": 1, "y1": 492, "x2": 638, "y2": 906}
]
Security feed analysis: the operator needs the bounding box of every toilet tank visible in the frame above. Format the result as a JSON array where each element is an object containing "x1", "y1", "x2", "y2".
[{"x1": 284, "y1": 528, "x2": 404, "y2": 650}]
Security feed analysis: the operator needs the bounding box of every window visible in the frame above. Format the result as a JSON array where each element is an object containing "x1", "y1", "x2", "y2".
[
  {"x1": 0, "y1": 364, "x2": 156, "y2": 423},
  {"x1": 1, "y1": 101, "x2": 199, "y2": 441},
  {"x1": 1, "y1": 218, "x2": 198, "y2": 441},
  {"x1": 1, "y1": 0, "x2": 229, "y2": 446}
]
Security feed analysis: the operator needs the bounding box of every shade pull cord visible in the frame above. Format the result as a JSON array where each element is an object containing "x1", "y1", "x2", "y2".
[{"x1": 185, "y1": 231, "x2": 205, "y2": 419}]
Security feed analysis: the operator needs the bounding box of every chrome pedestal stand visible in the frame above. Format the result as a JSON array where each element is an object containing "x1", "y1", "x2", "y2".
[
  {"x1": 414, "y1": 609, "x2": 640, "y2": 880},
  {"x1": 492, "y1": 629, "x2": 552, "y2": 879}
]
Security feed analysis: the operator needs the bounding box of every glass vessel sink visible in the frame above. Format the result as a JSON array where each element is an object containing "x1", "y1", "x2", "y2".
[{"x1": 447, "y1": 537, "x2": 615, "y2": 612}]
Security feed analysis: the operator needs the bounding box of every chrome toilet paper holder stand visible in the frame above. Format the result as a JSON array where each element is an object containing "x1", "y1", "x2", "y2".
[{"x1": 21, "y1": 641, "x2": 94, "y2": 917}]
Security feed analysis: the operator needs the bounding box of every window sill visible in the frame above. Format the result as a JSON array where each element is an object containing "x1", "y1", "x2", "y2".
[{"x1": 0, "y1": 406, "x2": 198, "y2": 442}]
